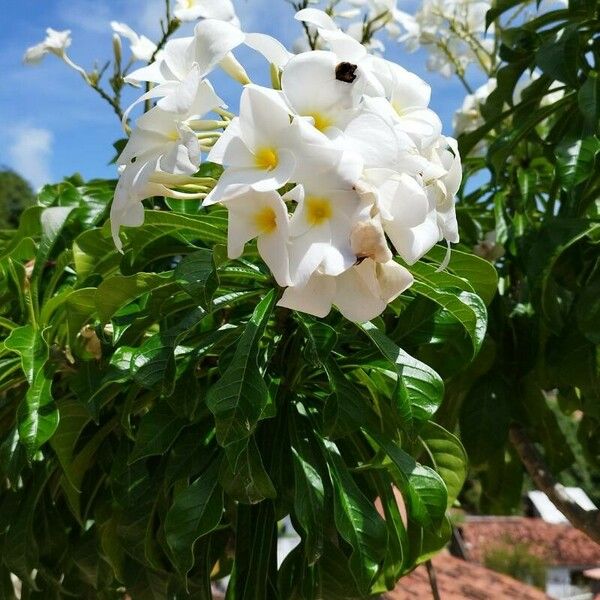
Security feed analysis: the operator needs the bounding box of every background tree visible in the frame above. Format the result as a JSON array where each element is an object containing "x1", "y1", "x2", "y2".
[{"x1": 0, "y1": 168, "x2": 35, "y2": 229}]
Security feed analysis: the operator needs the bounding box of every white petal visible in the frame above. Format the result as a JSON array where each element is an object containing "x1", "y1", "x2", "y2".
[
  {"x1": 193, "y1": 19, "x2": 245, "y2": 78},
  {"x1": 282, "y1": 51, "x2": 357, "y2": 117},
  {"x1": 295, "y1": 8, "x2": 338, "y2": 31},
  {"x1": 244, "y1": 33, "x2": 292, "y2": 69},
  {"x1": 333, "y1": 262, "x2": 386, "y2": 322},
  {"x1": 386, "y1": 211, "x2": 440, "y2": 264},
  {"x1": 239, "y1": 84, "x2": 292, "y2": 150},
  {"x1": 277, "y1": 273, "x2": 336, "y2": 318}
]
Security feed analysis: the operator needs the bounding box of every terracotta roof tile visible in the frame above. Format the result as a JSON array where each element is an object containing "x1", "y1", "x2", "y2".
[
  {"x1": 460, "y1": 517, "x2": 600, "y2": 567},
  {"x1": 385, "y1": 553, "x2": 549, "y2": 600}
]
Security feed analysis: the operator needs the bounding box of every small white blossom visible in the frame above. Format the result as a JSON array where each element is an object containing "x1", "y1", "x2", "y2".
[
  {"x1": 111, "y1": 22, "x2": 157, "y2": 63},
  {"x1": 24, "y1": 28, "x2": 71, "y2": 64}
]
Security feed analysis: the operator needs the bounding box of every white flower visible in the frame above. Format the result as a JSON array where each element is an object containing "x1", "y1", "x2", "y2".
[
  {"x1": 24, "y1": 28, "x2": 71, "y2": 64},
  {"x1": 285, "y1": 174, "x2": 361, "y2": 285},
  {"x1": 280, "y1": 50, "x2": 362, "y2": 134},
  {"x1": 278, "y1": 258, "x2": 413, "y2": 321},
  {"x1": 453, "y1": 78, "x2": 497, "y2": 136},
  {"x1": 205, "y1": 85, "x2": 299, "y2": 198},
  {"x1": 216, "y1": 186, "x2": 291, "y2": 286},
  {"x1": 173, "y1": 0, "x2": 240, "y2": 25},
  {"x1": 111, "y1": 74, "x2": 224, "y2": 248},
  {"x1": 111, "y1": 22, "x2": 157, "y2": 63}
]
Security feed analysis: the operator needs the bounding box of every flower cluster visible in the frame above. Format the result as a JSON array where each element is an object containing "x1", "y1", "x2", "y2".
[
  {"x1": 113, "y1": 8, "x2": 461, "y2": 322},
  {"x1": 396, "y1": 0, "x2": 494, "y2": 78},
  {"x1": 293, "y1": 0, "x2": 413, "y2": 54}
]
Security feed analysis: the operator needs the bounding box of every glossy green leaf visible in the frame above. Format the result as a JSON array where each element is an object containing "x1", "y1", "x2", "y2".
[
  {"x1": 175, "y1": 249, "x2": 219, "y2": 310},
  {"x1": 165, "y1": 460, "x2": 224, "y2": 575},
  {"x1": 207, "y1": 290, "x2": 276, "y2": 467},
  {"x1": 321, "y1": 438, "x2": 387, "y2": 594},
  {"x1": 419, "y1": 422, "x2": 467, "y2": 508},
  {"x1": 96, "y1": 272, "x2": 172, "y2": 322},
  {"x1": 359, "y1": 322, "x2": 444, "y2": 422},
  {"x1": 129, "y1": 402, "x2": 188, "y2": 464}
]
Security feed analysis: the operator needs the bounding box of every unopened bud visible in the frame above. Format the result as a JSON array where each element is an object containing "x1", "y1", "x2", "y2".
[
  {"x1": 112, "y1": 33, "x2": 122, "y2": 68},
  {"x1": 219, "y1": 53, "x2": 251, "y2": 86}
]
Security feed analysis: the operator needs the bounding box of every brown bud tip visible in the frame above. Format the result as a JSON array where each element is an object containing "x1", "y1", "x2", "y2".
[{"x1": 335, "y1": 62, "x2": 358, "y2": 83}]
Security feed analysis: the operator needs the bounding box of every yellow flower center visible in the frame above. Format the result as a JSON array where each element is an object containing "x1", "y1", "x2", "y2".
[
  {"x1": 254, "y1": 147, "x2": 279, "y2": 171},
  {"x1": 186, "y1": 0, "x2": 195, "y2": 8},
  {"x1": 254, "y1": 206, "x2": 278, "y2": 234},
  {"x1": 308, "y1": 112, "x2": 333, "y2": 132},
  {"x1": 306, "y1": 197, "x2": 332, "y2": 226}
]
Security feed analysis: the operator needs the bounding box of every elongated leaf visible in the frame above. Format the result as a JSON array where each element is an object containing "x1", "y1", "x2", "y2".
[
  {"x1": 18, "y1": 364, "x2": 59, "y2": 459},
  {"x1": 359, "y1": 322, "x2": 444, "y2": 421},
  {"x1": 129, "y1": 402, "x2": 188, "y2": 464},
  {"x1": 320, "y1": 438, "x2": 387, "y2": 594},
  {"x1": 289, "y1": 410, "x2": 326, "y2": 564},
  {"x1": 207, "y1": 290, "x2": 276, "y2": 467},
  {"x1": 96, "y1": 272, "x2": 172, "y2": 322},
  {"x1": 426, "y1": 246, "x2": 499, "y2": 305},
  {"x1": 175, "y1": 249, "x2": 219, "y2": 310},
  {"x1": 131, "y1": 307, "x2": 206, "y2": 395},
  {"x1": 419, "y1": 422, "x2": 467, "y2": 508},
  {"x1": 460, "y1": 376, "x2": 511, "y2": 465},
  {"x1": 165, "y1": 460, "x2": 224, "y2": 575},
  {"x1": 556, "y1": 136, "x2": 600, "y2": 188},
  {"x1": 411, "y1": 282, "x2": 487, "y2": 357},
  {"x1": 374, "y1": 435, "x2": 447, "y2": 529},
  {"x1": 228, "y1": 501, "x2": 278, "y2": 600}
]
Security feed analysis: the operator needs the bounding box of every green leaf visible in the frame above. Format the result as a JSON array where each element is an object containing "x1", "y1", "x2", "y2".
[
  {"x1": 296, "y1": 313, "x2": 338, "y2": 365},
  {"x1": 460, "y1": 376, "x2": 511, "y2": 465},
  {"x1": 18, "y1": 365, "x2": 59, "y2": 459},
  {"x1": 359, "y1": 322, "x2": 444, "y2": 422},
  {"x1": 165, "y1": 459, "x2": 224, "y2": 575},
  {"x1": 419, "y1": 422, "x2": 467, "y2": 508},
  {"x1": 320, "y1": 438, "x2": 387, "y2": 594},
  {"x1": 555, "y1": 136, "x2": 600, "y2": 188},
  {"x1": 175, "y1": 249, "x2": 219, "y2": 310},
  {"x1": 4, "y1": 325, "x2": 44, "y2": 384},
  {"x1": 374, "y1": 436, "x2": 447, "y2": 529},
  {"x1": 535, "y1": 26, "x2": 580, "y2": 87},
  {"x1": 219, "y1": 436, "x2": 276, "y2": 504},
  {"x1": 96, "y1": 272, "x2": 172, "y2": 322},
  {"x1": 578, "y1": 71, "x2": 600, "y2": 129},
  {"x1": 207, "y1": 290, "x2": 276, "y2": 467},
  {"x1": 228, "y1": 501, "x2": 278, "y2": 600},
  {"x1": 50, "y1": 398, "x2": 91, "y2": 491},
  {"x1": 129, "y1": 402, "x2": 188, "y2": 464},
  {"x1": 426, "y1": 246, "x2": 499, "y2": 305},
  {"x1": 410, "y1": 282, "x2": 487, "y2": 358},
  {"x1": 289, "y1": 409, "x2": 326, "y2": 565},
  {"x1": 131, "y1": 307, "x2": 206, "y2": 395}
]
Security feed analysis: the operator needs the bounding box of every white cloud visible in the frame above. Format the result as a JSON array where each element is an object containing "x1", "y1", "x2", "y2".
[{"x1": 7, "y1": 126, "x2": 54, "y2": 190}]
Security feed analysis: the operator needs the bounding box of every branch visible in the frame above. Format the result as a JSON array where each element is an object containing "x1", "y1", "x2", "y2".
[
  {"x1": 509, "y1": 423, "x2": 600, "y2": 545},
  {"x1": 426, "y1": 560, "x2": 441, "y2": 600}
]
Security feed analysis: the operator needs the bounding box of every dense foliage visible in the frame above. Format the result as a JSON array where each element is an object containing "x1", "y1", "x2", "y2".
[
  {"x1": 2, "y1": 0, "x2": 599, "y2": 597},
  {"x1": 451, "y1": 0, "x2": 600, "y2": 514},
  {"x1": 0, "y1": 167, "x2": 494, "y2": 597}
]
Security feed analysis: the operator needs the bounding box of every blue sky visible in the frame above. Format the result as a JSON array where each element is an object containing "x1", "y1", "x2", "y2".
[{"x1": 0, "y1": 0, "x2": 478, "y2": 189}]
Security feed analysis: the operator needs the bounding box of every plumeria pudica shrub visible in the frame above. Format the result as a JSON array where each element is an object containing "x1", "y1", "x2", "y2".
[{"x1": 0, "y1": 3, "x2": 498, "y2": 598}]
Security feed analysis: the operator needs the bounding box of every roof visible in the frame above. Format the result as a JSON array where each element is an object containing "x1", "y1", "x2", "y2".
[
  {"x1": 460, "y1": 517, "x2": 600, "y2": 567},
  {"x1": 528, "y1": 489, "x2": 597, "y2": 524},
  {"x1": 384, "y1": 553, "x2": 549, "y2": 600}
]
